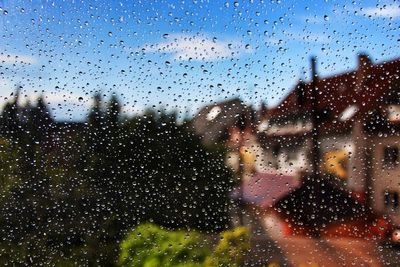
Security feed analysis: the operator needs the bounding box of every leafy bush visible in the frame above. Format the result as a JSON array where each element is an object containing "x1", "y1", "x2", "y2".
[
  {"x1": 205, "y1": 226, "x2": 250, "y2": 267},
  {"x1": 119, "y1": 224, "x2": 250, "y2": 267},
  {"x1": 118, "y1": 223, "x2": 210, "y2": 267}
]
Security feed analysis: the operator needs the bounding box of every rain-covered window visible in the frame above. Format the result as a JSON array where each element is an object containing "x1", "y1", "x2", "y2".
[{"x1": 0, "y1": 0, "x2": 400, "y2": 266}]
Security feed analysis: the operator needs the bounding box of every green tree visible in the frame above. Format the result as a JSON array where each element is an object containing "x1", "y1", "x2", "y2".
[
  {"x1": 114, "y1": 111, "x2": 233, "y2": 231},
  {"x1": 0, "y1": 87, "x2": 21, "y2": 143},
  {"x1": 0, "y1": 138, "x2": 21, "y2": 200},
  {"x1": 106, "y1": 93, "x2": 122, "y2": 129},
  {"x1": 88, "y1": 93, "x2": 104, "y2": 130}
]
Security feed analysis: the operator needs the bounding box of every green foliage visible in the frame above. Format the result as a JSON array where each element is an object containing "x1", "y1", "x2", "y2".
[
  {"x1": 205, "y1": 227, "x2": 250, "y2": 267},
  {"x1": 118, "y1": 224, "x2": 251, "y2": 267},
  {"x1": 0, "y1": 138, "x2": 21, "y2": 200},
  {"x1": 119, "y1": 223, "x2": 209, "y2": 267},
  {"x1": 0, "y1": 94, "x2": 234, "y2": 265}
]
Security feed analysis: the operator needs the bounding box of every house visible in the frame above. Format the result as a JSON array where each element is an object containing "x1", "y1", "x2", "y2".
[
  {"x1": 190, "y1": 98, "x2": 254, "y2": 146},
  {"x1": 257, "y1": 53, "x2": 400, "y2": 224},
  {"x1": 191, "y1": 98, "x2": 260, "y2": 182}
]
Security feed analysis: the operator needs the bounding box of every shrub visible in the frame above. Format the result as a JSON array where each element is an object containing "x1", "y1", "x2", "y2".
[
  {"x1": 205, "y1": 227, "x2": 250, "y2": 267},
  {"x1": 118, "y1": 224, "x2": 250, "y2": 267},
  {"x1": 118, "y1": 223, "x2": 209, "y2": 267}
]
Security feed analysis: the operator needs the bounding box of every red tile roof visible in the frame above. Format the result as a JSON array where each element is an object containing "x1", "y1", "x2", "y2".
[
  {"x1": 268, "y1": 56, "x2": 400, "y2": 134},
  {"x1": 231, "y1": 172, "x2": 299, "y2": 208}
]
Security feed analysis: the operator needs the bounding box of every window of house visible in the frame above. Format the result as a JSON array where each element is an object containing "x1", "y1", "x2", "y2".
[
  {"x1": 384, "y1": 191, "x2": 391, "y2": 207},
  {"x1": 384, "y1": 190, "x2": 399, "y2": 210},
  {"x1": 383, "y1": 146, "x2": 399, "y2": 167},
  {"x1": 272, "y1": 144, "x2": 281, "y2": 157}
]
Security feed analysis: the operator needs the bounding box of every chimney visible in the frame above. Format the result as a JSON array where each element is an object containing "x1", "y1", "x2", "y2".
[
  {"x1": 296, "y1": 80, "x2": 306, "y2": 108},
  {"x1": 355, "y1": 53, "x2": 372, "y2": 93},
  {"x1": 358, "y1": 53, "x2": 372, "y2": 69}
]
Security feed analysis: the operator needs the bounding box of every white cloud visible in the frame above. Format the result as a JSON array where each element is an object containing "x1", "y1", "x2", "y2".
[
  {"x1": 140, "y1": 34, "x2": 252, "y2": 61},
  {"x1": 362, "y1": 4, "x2": 400, "y2": 18},
  {"x1": 0, "y1": 90, "x2": 91, "y2": 107},
  {"x1": 0, "y1": 53, "x2": 37, "y2": 65},
  {"x1": 265, "y1": 31, "x2": 329, "y2": 46},
  {"x1": 288, "y1": 32, "x2": 329, "y2": 44}
]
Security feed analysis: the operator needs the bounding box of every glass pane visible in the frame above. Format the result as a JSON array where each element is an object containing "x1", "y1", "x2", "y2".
[{"x1": 0, "y1": 0, "x2": 399, "y2": 265}]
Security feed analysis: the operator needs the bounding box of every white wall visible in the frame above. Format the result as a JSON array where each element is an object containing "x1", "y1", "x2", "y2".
[{"x1": 370, "y1": 136, "x2": 400, "y2": 223}]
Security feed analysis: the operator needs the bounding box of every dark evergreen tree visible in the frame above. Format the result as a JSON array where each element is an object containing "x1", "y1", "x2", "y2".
[
  {"x1": 88, "y1": 93, "x2": 104, "y2": 130},
  {"x1": 0, "y1": 88, "x2": 21, "y2": 142},
  {"x1": 30, "y1": 96, "x2": 53, "y2": 144},
  {"x1": 105, "y1": 93, "x2": 121, "y2": 129}
]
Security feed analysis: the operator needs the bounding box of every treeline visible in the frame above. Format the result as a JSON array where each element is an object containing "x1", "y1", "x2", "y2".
[{"x1": 0, "y1": 92, "x2": 234, "y2": 266}]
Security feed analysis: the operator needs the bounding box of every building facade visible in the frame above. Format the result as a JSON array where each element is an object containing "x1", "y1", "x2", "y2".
[{"x1": 257, "y1": 54, "x2": 400, "y2": 223}]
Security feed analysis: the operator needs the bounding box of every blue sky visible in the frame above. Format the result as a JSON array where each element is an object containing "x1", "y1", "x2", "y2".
[{"x1": 0, "y1": 0, "x2": 399, "y2": 120}]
